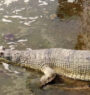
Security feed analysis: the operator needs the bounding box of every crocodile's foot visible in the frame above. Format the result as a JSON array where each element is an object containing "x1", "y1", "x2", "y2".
[
  {"x1": 40, "y1": 66, "x2": 56, "y2": 87},
  {"x1": 40, "y1": 73, "x2": 56, "y2": 87}
]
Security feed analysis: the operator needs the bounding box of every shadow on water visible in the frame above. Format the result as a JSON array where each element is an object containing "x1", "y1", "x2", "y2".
[{"x1": 0, "y1": 0, "x2": 90, "y2": 95}]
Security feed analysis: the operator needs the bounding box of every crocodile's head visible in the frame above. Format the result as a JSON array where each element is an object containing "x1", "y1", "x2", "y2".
[
  {"x1": 0, "y1": 46, "x2": 11, "y2": 60},
  {"x1": 0, "y1": 46, "x2": 5, "y2": 58}
]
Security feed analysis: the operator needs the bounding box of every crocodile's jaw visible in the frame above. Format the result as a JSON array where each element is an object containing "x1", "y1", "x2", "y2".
[{"x1": 3, "y1": 49, "x2": 12, "y2": 61}]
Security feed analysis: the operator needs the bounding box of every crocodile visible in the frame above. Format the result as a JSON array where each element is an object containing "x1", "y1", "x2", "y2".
[
  {"x1": 0, "y1": 1, "x2": 89, "y2": 86},
  {"x1": 0, "y1": 46, "x2": 90, "y2": 86}
]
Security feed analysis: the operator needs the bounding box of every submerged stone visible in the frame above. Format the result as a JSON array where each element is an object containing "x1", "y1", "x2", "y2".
[{"x1": 4, "y1": 34, "x2": 16, "y2": 41}]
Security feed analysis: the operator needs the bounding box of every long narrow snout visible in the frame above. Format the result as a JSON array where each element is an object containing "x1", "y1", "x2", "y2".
[{"x1": 0, "y1": 46, "x2": 5, "y2": 57}]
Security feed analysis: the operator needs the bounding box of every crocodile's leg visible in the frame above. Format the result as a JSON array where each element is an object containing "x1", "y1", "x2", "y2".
[{"x1": 40, "y1": 66, "x2": 56, "y2": 86}]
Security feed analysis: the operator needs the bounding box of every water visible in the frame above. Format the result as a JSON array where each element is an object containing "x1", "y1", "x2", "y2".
[
  {"x1": 0, "y1": 0, "x2": 90, "y2": 95},
  {"x1": 0, "y1": 0, "x2": 80, "y2": 49}
]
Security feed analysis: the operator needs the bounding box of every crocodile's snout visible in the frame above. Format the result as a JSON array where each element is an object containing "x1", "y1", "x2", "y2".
[{"x1": 0, "y1": 46, "x2": 5, "y2": 57}]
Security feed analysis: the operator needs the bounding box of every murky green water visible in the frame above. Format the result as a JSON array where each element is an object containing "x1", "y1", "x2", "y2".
[{"x1": 0, "y1": 0, "x2": 90, "y2": 95}]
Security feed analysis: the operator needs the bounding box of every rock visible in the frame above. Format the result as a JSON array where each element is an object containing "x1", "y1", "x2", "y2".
[{"x1": 50, "y1": 14, "x2": 57, "y2": 20}]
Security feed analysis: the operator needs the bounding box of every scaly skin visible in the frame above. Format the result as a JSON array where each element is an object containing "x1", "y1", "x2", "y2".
[{"x1": 0, "y1": 48, "x2": 90, "y2": 85}]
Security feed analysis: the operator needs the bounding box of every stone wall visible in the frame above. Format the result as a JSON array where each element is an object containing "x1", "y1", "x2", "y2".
[{"x1": 75, "y1": 0, "x2": 90, "y2": 50}]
